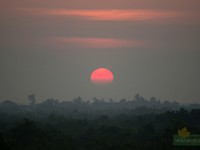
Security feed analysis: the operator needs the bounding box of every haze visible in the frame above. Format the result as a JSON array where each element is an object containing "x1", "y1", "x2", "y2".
[{"x1": 0, "y1": 0, "x2": 200, "y2": 103}]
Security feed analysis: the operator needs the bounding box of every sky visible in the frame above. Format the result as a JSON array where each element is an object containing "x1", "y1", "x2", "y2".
[{"x1": 0, "y1": 0, "x2": 200, "y2": 103}]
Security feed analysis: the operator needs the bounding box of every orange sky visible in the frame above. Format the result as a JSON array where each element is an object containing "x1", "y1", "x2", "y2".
[{"x1": 17, "y1": 9, "x2": 192, "y2": 21}]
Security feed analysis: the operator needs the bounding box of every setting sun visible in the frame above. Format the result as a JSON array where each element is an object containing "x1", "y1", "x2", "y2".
[{"x1": 90, "y1": 68, "x2": 114, "y2": 84}]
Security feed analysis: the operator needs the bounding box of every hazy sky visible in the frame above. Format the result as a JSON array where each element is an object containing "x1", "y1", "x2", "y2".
[{"x1": 0, "y1": 0, "x2": 200, "y2": 103}]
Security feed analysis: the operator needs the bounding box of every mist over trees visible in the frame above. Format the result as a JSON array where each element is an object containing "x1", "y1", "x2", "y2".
[
  {"x1": 0, "y1": 94, "x2": 199, "y2": 118},
  {"x1": 0, "y1": 94, "x2": 200, "y2": 150}
]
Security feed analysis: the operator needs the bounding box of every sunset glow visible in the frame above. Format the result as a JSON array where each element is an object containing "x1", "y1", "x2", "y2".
[
  {"x1": 91, "y1": 68, "x2": 114, "y2": 84},
  {"x1": 53, "y1": 37, "x2": 143, "y2": 48},
  {"x1": 1, "y1": 0, "x2": 200, "y2": 103},
  {"x1": 17, "y1": 9, "x2": 191, "y2": 21}
]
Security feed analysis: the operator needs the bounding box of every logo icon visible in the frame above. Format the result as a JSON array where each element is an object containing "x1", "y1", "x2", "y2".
[
  {"x1": 178, "y1": 127, "x2": 190, "y2": 138},
  {"x1": 173, "y1": 127, "x2": 200, "y2": 146}
]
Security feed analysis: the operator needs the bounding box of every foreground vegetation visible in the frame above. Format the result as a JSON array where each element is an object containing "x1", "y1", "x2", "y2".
[
  {"x1": 0, "y1": 108, "x2": 200, "y2": 150},
  {"x1": 0, "y1": 95, "x2": 200, "y2": 149}
]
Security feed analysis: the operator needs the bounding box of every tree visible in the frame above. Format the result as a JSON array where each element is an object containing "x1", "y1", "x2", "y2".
[
  {"x1": 120, "y1": 98, "x2": 126, "y2": 103},
  {"x1": 134, "y1": 93, "x2": 140, "y2": 101},
  {"x1": 27, "y1": 94, "x2": 36, "y2": 105},
  {"x1": 73, "y1": 96, "x2": 83, "y2": 104},
  {"x1": 44, "y1": 98, "x2": 59, "y2": 106}
]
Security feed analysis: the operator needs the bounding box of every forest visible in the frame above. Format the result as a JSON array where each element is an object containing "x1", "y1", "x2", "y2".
[{"x1": 0, "y1": 94, "x2": 200, "y2": 150}]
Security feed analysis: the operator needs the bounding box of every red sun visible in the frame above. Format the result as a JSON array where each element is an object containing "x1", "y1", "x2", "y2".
[{"x1": 90, "y1": 68, "x2": 114, "y2": 84}]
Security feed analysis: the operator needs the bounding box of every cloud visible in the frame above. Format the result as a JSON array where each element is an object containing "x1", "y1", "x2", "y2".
[
  {"x1": 52, "y1": 37, "x2": 144, "y2": 48},
  {"x1": 17, "y1": 8, "x2": 192, "y2": 21}
]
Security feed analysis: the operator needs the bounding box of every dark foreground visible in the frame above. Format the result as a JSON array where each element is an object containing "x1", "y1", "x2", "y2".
[{"x1": 0, "y1": 108, "x2": 200, "y2": 150}]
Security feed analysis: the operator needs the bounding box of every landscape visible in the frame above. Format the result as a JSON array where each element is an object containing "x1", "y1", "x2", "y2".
[
  {"x1": 0, "y1": 95, "x2": 200, "y2": 149},
  {"x1": 1, "y1": 0, "x2": 200, "y2": 149}
]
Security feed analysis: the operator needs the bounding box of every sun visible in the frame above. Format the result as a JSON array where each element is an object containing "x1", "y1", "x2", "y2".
[{"x1": 90, "y1": 68, "x2": 114, "y2": 84}]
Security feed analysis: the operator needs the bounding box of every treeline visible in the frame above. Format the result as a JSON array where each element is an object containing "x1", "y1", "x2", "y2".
[
  {"x1": 1, "y1": 94, "x2": 200, "y2": 118},
  {"x1": 0, "y1": 108, "x2": 200, "y2": 150}
]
